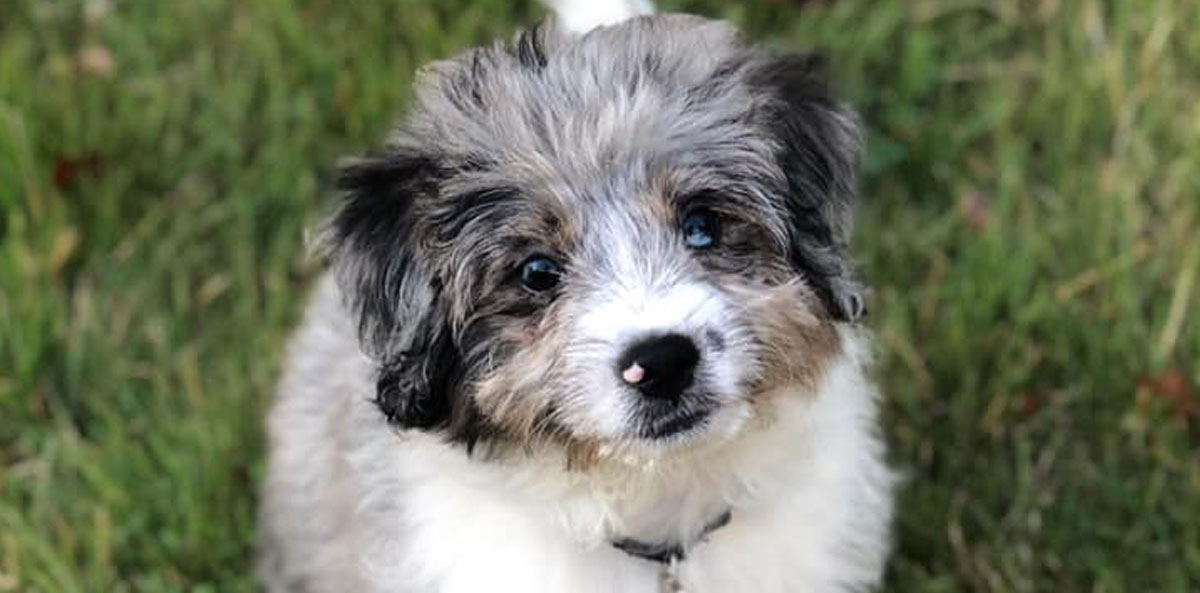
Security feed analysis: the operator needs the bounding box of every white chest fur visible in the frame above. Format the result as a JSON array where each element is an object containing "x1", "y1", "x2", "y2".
[
  {"x1": 262, "y1": 279, "x2": 892, "y2": 593},
  {"x1": 341, "y1": 342, "x2": 891, "y2": 593}
]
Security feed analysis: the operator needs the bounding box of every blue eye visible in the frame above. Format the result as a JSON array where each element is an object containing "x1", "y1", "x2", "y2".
[
  {"x1": 682, "y1": 208, "x2": 720, "y2": 249},
  {"x1": 519, "y1": 256, "x2": 564, "y2": 292}
]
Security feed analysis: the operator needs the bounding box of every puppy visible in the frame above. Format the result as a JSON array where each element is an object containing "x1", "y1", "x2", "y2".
[{"x1": 259, "y1": 11, "x2": 893, "y2": 593}]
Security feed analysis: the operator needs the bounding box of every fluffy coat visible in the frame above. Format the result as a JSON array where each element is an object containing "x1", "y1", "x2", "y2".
[{"x1": 260, "y1": 15, "x2": 893, "y2": 593}]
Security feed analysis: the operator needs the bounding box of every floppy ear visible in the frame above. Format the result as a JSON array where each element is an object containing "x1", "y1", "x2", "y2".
[
  {"x1": 751, "y1": 52, "x2": 867, "y2": 322},
  {"x1": 326, "y1": 149, "x2": 462, "y2": 429}
]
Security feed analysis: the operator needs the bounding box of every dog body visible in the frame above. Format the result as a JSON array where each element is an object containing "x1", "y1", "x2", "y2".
[{"x1": 261, "y1": 14, "x2": 892, "y2": 593}]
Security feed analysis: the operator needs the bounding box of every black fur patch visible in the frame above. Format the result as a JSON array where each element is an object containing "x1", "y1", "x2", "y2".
[
  {"x1": 331, "y1": 151, "x2": 492, "y2": 442},
  {"x1": 750, "y1": 53, "x2": 866, "y2": 321},
  {"x1": 332, "y1": 151, "x2": 438, "y2": 345}
]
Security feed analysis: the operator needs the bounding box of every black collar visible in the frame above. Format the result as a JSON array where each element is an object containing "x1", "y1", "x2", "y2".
[{"x1": 611, "y1": 510, "x2": 732, "y2": 564}]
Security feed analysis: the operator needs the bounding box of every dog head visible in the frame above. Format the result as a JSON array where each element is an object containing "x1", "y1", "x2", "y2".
[{"x1": 325, "y1": 15, "x2": 864, "y2": 459}]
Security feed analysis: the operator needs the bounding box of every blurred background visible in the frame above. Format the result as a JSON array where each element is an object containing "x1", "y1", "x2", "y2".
[{"x1": 1, "y1": 0, "x2": 1197, "y2": 591}]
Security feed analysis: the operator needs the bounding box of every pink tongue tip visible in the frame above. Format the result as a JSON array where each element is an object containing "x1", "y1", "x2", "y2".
[{"x1": 621, "y1": 362, "x2": 646, "y2": 384}]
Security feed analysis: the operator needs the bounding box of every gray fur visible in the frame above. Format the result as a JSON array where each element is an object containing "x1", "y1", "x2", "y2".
[
  {"x1": 323, "y1": 14, "x2": 863, "y2": 444},
  {"x1": 262, "y1": 14, "x2": 887, "y2": 592}
]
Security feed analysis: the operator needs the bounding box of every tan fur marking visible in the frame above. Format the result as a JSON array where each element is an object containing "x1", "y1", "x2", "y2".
[{"x1": 737, "y1": 282, "x2": 840, "y2": 401}]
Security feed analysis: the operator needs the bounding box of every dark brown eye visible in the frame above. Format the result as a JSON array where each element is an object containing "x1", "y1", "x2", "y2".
[
  {"x1": 519, "y1": 256, "x2": 563, "y2": 292},
  {"x1": 682, "y1": 208, "x2": 720, "y2": 249}
]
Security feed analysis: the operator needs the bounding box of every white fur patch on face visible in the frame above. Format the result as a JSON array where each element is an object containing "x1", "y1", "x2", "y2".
[
  {"x1": 564, "y1": 277, "x2": 755, "y2": 442},
  {"x1": 578, "y1": 280, "x2": 721, "y2": 345}
]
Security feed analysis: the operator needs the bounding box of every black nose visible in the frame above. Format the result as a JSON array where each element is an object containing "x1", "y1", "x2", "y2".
[{"x1": 617, "y1": 334, "x2": 700, "y2": 401}]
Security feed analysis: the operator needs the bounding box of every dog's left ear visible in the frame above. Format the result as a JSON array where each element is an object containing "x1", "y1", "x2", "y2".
[{"x1": 751, "y1": 52, "x2": 867, "y2": 322}]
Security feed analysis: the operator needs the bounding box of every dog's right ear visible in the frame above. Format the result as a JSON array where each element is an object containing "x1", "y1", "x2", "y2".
[{"x1": 325, "y1": 149, "x2": 461, "y2": 430}]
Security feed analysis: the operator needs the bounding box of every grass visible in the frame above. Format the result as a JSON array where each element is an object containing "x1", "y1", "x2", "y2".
[{"x1": 1, "y1": 0, "x2": 1196, "y2": 590}]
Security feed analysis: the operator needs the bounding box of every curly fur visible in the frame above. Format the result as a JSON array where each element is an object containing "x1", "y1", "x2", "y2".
[{"x1": 260, "y1": 14, "x2": 892, "y2": 593}]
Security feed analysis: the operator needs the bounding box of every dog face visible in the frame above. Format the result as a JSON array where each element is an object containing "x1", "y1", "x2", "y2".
[{"x1": 327, "y1": 15, "x2": 864, "y2": 458}]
